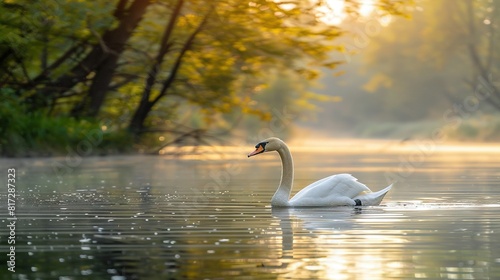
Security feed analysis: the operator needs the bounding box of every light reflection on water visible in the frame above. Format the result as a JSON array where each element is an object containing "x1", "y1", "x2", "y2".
[{"x1": 1, "y1": 142, "x2": 500, "y2": 279}]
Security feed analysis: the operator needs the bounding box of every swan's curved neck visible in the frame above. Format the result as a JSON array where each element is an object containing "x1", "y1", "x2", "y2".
[{"x1": 271, "y1": 143, "x2": 294, "y2": 206}]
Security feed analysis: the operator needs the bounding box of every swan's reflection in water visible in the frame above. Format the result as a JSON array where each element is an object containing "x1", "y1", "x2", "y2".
[
  {"x1": 270, "y1": 207, "x2": 410, "y2": 279},
  {"x1": 268, "y1": 205, "x2": 499, "y2": 279},
  {"x1": 272, "y1": 207, "x2": 359, "y2": 253}
]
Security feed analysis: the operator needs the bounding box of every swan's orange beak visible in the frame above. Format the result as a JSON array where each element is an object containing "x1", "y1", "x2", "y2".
[{"x1": 247, "y1": 145, "x2": 264, "y2": 157}]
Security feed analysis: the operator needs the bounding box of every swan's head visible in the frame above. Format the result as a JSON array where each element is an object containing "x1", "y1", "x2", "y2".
[{"x1": 247, "y1": 137, "x2": 284, "y2": 157}]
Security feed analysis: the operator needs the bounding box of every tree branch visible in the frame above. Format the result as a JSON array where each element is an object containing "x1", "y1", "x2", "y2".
[
  {"x1": 12, "y1": 52, "x2": 31, "y2": 84},
  {"x1": 485, "y1": 1, "x2": 499, "y2": 71},
  {"x1": 465, "y1": 0, "x2": 487, "y2": 76},
  {"x1": 26, "y1": 40, "x2": 89, "y2": 90},
  {"x1": 152, "y1": 6, "x2": 214, "y2": 106},
  {"x1": 139, "y1": 0, "x2": 184, "y2": 107}
]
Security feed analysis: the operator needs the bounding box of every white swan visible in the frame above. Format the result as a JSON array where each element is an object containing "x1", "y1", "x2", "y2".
[{"x1": 247, "y1": 137, "x2": 393, "y2": 207}]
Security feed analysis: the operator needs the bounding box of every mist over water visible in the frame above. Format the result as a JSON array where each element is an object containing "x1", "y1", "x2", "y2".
[{"x1": 1, "y1": 141, "x2": 500, "y2": 279}]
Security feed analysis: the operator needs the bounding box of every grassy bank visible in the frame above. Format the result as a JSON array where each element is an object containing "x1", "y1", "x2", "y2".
[{"x1": 0, "y1": 92, "x2": 134, "y2": 157}]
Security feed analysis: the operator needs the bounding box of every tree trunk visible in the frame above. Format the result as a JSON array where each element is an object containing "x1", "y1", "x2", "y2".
[
  {"x1": 26, "y1": 0, "x2": 151, "y2": 112},
  {"x1": 71, "y1": 0, "x2": 152, "y2": 117},
  {"x1": 128, "y1": 98, "x2": 154, "y2": 134}
]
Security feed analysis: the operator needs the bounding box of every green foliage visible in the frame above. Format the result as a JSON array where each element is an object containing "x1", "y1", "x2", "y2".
[
  {"x1": 1, "y1": 0, "x2": 413, "y2": 155},
  {"x1": 89, "y1": 0, "x2": 358, "y2": 138},
  {"x1": 0, "y1": 88, "x2": 132, "y2": 156},
  {"x1": 0, "y1": 0, "x2": 115, "y2": 84}
]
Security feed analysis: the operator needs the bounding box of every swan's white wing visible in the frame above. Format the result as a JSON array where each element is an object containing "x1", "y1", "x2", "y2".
[{"x1": 288, "y1": 174, "x2": 371, "y2": 207}]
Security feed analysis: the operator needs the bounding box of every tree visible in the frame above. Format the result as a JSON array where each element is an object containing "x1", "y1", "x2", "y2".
[
  {"x1": 70, "y1": 0, "x2": 152, "y2": 117},
  {"x1": 1, "y1": 0, "x2": 412, "y2": 147},
  {"x1": 363, "y1": 0, "x2": 500, "y2": 112},
  {"x1": 461, "y1": 0, "x2": 500, "y2": 109},
  {"x1": 42, "y1": 0, "x2": 151, "y2": 115},
  {"x1": 128, "y1": 0, "x2": 210, "y2": 134},
  {"x1": 0, "y1": 0, "x2": 152, "y2": 113},
  {"x1": 126, "y1": 0, "x2": 345, "y2": 134},
  {"x1": 312, "y1": 0, "x2": 500, "y2": 140}
]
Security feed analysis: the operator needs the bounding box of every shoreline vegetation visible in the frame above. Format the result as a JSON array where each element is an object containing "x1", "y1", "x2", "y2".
[{"x1": 2, "y1": 107, "x2": 499, "y2": 158}]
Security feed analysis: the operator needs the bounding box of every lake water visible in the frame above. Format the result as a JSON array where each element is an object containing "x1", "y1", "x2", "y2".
[{"x1": 1, "y1": 140, "x2": 500, "y2": 279}]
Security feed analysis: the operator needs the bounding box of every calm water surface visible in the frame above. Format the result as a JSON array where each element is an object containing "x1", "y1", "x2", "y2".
[{"x1": 1, "y1": 141, "x2": 500, "y2": 279}]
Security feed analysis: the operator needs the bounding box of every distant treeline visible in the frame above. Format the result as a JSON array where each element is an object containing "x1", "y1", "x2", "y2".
[{"x1": 314, "y1": 0, "x2": 500, "y2": 141}]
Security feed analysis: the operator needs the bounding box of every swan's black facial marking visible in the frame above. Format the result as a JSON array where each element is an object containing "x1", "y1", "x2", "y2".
[{"x1": 255, "y1": 141, "x2": 268, "y2": 149}]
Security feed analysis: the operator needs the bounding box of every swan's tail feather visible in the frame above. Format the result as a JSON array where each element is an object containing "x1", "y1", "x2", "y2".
[{"x1": 354, "y1": 184, "x2": 393, "y2": 206}]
